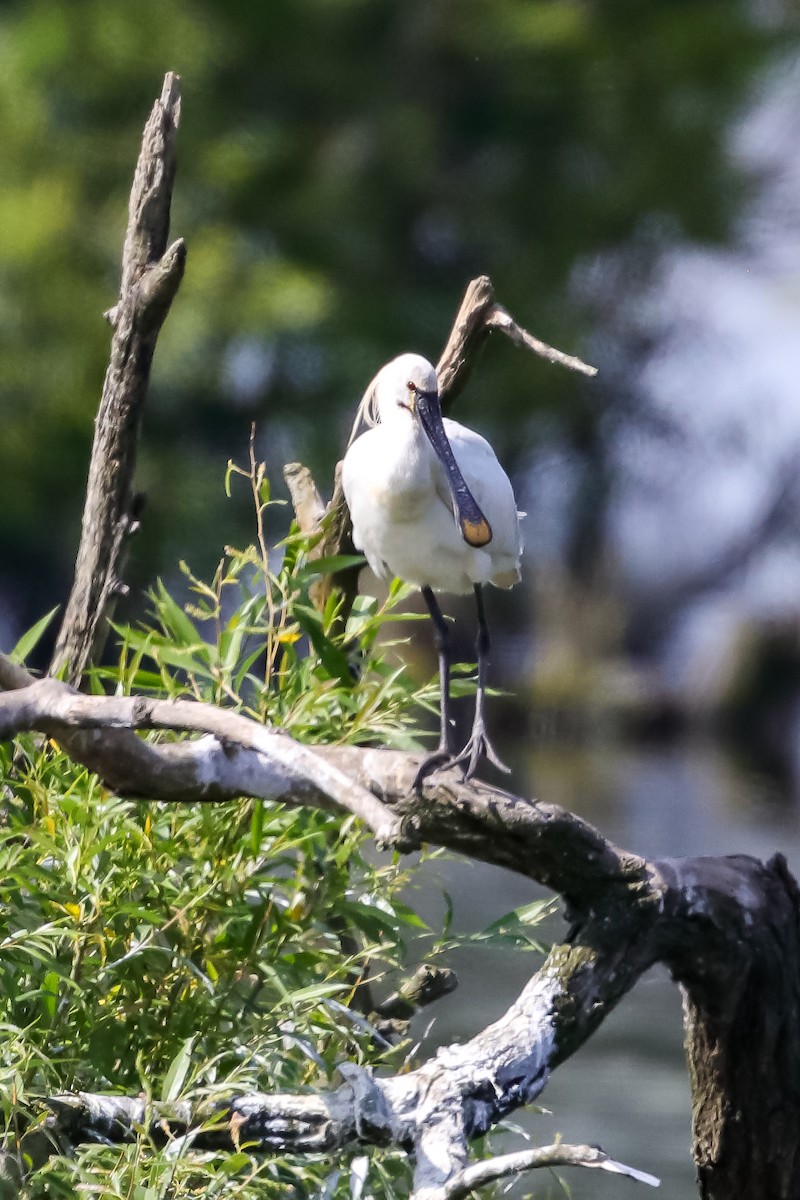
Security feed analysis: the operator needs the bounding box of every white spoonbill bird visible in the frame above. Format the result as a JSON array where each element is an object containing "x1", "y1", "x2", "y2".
[{"x1": 342, "y1": 353, "x2": 523, "y2": 786}]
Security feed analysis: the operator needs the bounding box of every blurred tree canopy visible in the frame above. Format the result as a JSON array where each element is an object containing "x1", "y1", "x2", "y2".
[{"x1": 0, "y1": 0, "x2": 782, "y2": 636}]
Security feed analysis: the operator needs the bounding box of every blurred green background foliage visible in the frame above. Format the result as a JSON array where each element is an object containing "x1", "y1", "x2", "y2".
[{"x1": 0, "y1": 0, "x2": 781, "y2": 639}]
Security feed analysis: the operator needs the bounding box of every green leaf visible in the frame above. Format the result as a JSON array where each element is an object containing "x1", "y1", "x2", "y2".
[
  {"x1": 161, "y1": 1036, "x2": 195, "y2": 1102},
  {"x1": 10, "y1": 607, "x2": 59, "y2": 664},
  {"x1": 295, "y1": 554, "x2": 366, "y2": 581},
  {"x1": 154, "y1": 582, "x2": 209, "y2": 658},
  {"x1": 294, "y1": 606, "x2": 353, "y2": 687},
  {"x1": 468, "y1": 898, "x2": 556, "y2": 950},
  {"x1": 442, "y1": 890, "x2": 455, "y2": 938},
  {"x1": 287, "y1": 980, "x2": 349, "y2": 1005},
  {"x1": 250, "y1": 801, "x2": 265, "y2": 856},
  {"x1": 40, "y1": 970, "x2": 59, "y2": 1020},
  {"x1": 218, "y1": 1152, "x2": 254, "y2": 1176}
]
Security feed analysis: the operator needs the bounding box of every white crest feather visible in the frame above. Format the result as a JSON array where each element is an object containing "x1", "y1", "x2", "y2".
[{"x1": 346, "y1": 369, "x2": 383, "y2": 448}]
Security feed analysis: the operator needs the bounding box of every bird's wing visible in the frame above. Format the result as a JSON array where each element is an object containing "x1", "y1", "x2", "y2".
[
  {"x1": 443, "y1": 419, "x2": 522, "y2": 556},
  {"x1": 341, "y1": 429, "x2": 379, "y2": 552}
]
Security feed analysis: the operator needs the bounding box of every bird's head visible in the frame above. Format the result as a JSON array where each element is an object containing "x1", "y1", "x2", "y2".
[
  {"x1": 366, "y1": 353, "x2": 492, "y2": 549},
  {"x1": 373, "y1": 353, "x2": 438, "y2": 425}
]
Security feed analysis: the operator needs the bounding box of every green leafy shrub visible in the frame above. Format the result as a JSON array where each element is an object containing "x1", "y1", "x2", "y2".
[
  {"x1": 0, "y1": 451, "x2": 439, "y2": 1198},
  {"x1": 0, "y1": 449, "x2": 550, "y2": 1197}
]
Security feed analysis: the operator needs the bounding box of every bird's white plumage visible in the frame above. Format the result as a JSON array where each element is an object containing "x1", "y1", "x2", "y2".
[{"x1": 342, "y1": 354, "x2": 522, "y2": 595}]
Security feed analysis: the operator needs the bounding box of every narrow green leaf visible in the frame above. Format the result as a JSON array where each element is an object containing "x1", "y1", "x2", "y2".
[
  {"x1": 161, "y1": 1035, "x2": 195, "y2": 1102},
  {"x1": 40, "y1": 971, "x2": 59, "y2": 1020},
  {"x1": 154, "y1": 582, "x2": 209, "y2": 659},
  {"x1": 295, "y1": 554, "x2": 366, "y2": 581},
  {"x1": 10, "y1": 607, "x2": 59, "y2": 664},
  {"x1": 219, "y1": 1152, "x2": 254, "y2": 1176},
  {"x1": 294, "y1": 607, "x2": 353, "y2": 687},
  {"x1": 442, "y1": 890, "x2": 455, "y2": 938},
  {"x1": 250, "y1": 801, "x2": 265, "y2": 856}
]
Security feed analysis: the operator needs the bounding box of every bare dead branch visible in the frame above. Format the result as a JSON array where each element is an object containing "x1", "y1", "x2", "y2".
[
  {"x1": 0, "y1": 670, "x2": 406, "y2": 848},
  {"x1": 434, "y1": 274, "x2": 497, "y2": 412},
  {"x1": 283, "y1": 462, "x2": 326, "y2": 534},
  {"x1": 282, "y1": 460, "x2": 341, "y2": 609},
  {"x1": 0, "y1": 645, "x2": 680, "y2": 1195},
  {"x1": 434, "y1": 1144, "x2": 659, "y2": 1200},
  {"x1": 3, "y1": 650, "x2": 799, "y2": 1196},
  {"x1": 485, "y1": 305, "x2": 598, "y2": 377},
  {"x1": 435, "y1": 277, "x2": 597, "y2": 415},
  {"x1": 310, "y1": 462, "x2": 362, "y2": 617},
  {"x1": 24, "y1": 915, "x2": 661, "y2": 1194},
  {"x1": 0, "y1": 647, "x2": 660, "y2": 1191},
  {"x1": 50, "y1": 72, "x2": 186, "y2": 684},
  {"x1": 0, "y1": 652, "x2": 640, "y2": 903},
  {"x1": 18, "y1": 844, "x2": 792, "y2": 1197}
]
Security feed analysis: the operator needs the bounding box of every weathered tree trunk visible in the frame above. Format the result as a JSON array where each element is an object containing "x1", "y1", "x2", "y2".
[{"x1": 660, "y1": 854, "x2": 800, "y2": 1198}]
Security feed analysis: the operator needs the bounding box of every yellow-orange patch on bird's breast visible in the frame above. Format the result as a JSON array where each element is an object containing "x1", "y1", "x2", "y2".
[{"x1": 461, "y1": 517, "x2": 492, "y2": 547}]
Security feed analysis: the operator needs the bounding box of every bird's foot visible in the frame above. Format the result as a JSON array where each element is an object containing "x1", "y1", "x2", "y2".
[
  {"x1": 412, "y1": 748, "x2": 455, "y2": 793},
  {"x1": 412, "y1": 722, "x2": 511, "y2": 790},
  {"x1": 449, "y1": 719, "x2": 511, "y2": 783}
]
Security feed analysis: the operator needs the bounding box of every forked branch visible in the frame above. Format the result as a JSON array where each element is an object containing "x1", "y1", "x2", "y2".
[
  {"x1": 436, "y1": 1144, "x2": 660, "y2": 1199},
  {"x1": 0, "y1": 649, "x2": 664, "y2": 1192}
]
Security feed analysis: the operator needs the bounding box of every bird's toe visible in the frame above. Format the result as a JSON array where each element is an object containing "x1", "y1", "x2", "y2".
[
  {"x1": 412, "y1": 749, "x2": 453, "y2": 793},
  {"x1": 453, "y1": 727, "x2": 512, "y2": 783}
]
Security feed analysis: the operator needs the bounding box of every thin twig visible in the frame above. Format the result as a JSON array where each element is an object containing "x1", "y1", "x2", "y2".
[{"x1": 486, "y1": 305, "x2": 597, "y2": 377}]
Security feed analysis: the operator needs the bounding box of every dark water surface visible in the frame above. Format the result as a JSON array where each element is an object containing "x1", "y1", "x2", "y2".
[{"x1": 408, "y1": 737, "x2": 800, "y2": 1198}]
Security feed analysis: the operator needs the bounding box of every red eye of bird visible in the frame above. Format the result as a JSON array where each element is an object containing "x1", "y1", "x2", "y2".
[{"x1": 406, "y1": 380, "x2": 417, "y2": 393}]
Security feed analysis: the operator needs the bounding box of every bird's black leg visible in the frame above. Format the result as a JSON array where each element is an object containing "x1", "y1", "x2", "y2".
[
  {"x1": 450, "y1": 584, "x2": 511, "y2": 781},
  {"x1": 413, "y1": 587, "x2": 456, "y2": 791}
]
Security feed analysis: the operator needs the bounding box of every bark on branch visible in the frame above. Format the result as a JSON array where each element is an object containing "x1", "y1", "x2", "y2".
[
  {"x1": 0, "y1": 656, "x2": 638, "y2": 903},
  {"x1": 50, "y1": 72, "x2": 186, "y2": 684}
]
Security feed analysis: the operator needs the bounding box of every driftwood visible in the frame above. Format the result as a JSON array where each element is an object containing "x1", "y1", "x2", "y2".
[{"x1": 2, "y1": 72, "x2": 799, "y2": 1200}]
